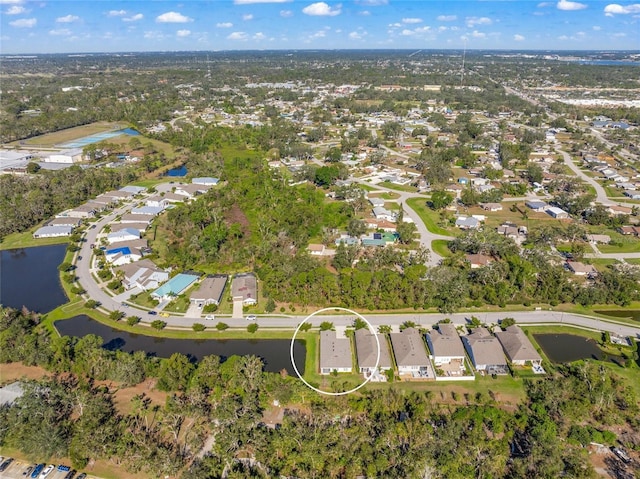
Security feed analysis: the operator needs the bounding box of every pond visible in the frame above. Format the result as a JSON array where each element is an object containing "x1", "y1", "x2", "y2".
[
  {"x1": 534, "y1": 333, "x2": 623, "y2": 364},
  {"x1": 0, "y1": 244, "x2": 68, "y2": 313},
  {"x1": 594, "y1": 310, "x2": 640, "y2": 322},
  {"x1": 165, "y1": 165, "x2": 188, "y2": 177},
  {"x1": 55, "y1": 315, "x2": 306, "y2": 375}
]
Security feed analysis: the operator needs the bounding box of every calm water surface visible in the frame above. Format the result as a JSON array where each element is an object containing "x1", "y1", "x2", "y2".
[
  {"x1": 534, "y1": 333, "x2": 609, "y2": 363},
  {"x1": 0, "y1": 244, "x2": 68, "y2": 312},
  {"x1": 165, "y1": 165, "x2": 188, "y2": 177},
  {"x1": 55, "y1": 315, "x2": 306, "y2": 374}
]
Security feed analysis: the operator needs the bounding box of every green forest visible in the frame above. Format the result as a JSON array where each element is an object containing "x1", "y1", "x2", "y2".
[{"x1": 1, "y1": 307, "x2": 639, "y2": 478}]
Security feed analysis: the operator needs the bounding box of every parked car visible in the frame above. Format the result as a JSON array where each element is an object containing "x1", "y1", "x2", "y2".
[
  {"x1": 39, "y1": 464, "x2": 55, "y2": 478},
  {"x1": 77, "y1": 256, "x2": 82, "y2": 260},
  {"x1": 57, "y1": 465, "x2": 71, "y2": 472},
  {"x1": 121, "y1": 302, "x2": 129, "y2": 308},
  {"x1": 30, "y1": 463, "x2": 44, "y2": 478},
  {"x1": 23, "y1": 464, "x2": 35, "y2": 476},
  {"x1": 90, "y1": 224, "x2": 96, "y2": 229},
  {"x1": 205, "y1": 314, "x2": 215, "y2": 320},
  {"x1": 64, "y1": 469, "x2": 77, "y2": 479},
  {"x1": 0, "y1": 458, "x2": 14, "y2": 471},
  {"x1": 246, "y1": 314, "x2": 257, "y2": 321},
  {"x1": 76, "y1": 474, "x2": 87, "y2": 479},
  {"x1": 148, "y1": 311, "x2": 158, "y2": 315}
]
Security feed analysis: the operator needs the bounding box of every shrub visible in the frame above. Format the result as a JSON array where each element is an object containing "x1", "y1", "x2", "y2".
[
  {"x1": 70, "y1": 286, "x2": 86, "y2": 295},
  {"x1": 151, "y1": 320, "x2": 167, "y2": 330},
  {"x1": 319, "y1": 321, "x2": 334, "y2": 331},
  {"x1": 84, "y1": 300, "x2": 99, "y2": 309},
  {"x1": 109, "y1": 310, "x2": 125, "y2": 321},
  {"x1": 299, "y1": 322, "x2": 312, "y2": 332},
  {"x1": 203, "y1": 303, "x2": 218, "y2": 313},
  {"x1": 127, "y1": 315, "x2": 140, "y2": 326},
  {"x1": 215, "y1": 322, "x2": 229, "y2": 331},
  {"x1": 247, "y1": 323, "x2": 259, "y2": 334},
  {"x1": 192, "y1": 323, "x2": 206, "y2": 332},
  {"x1": 265, "y1": 298, "x2": 276, "y2": 313}
]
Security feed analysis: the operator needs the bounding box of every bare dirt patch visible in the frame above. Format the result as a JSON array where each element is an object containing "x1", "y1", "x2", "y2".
[
  {"x1": 110, "y1": 378, "x2": 169, "y2": 415},
  {"x1": 0, "y1": 362, "x2": 50, "y2": 385},
  {"x1": 225, "y1": 204, "x2": 251, "y2": 236}
]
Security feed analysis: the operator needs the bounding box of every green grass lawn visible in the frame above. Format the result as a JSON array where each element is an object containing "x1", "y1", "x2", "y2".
[
  {"x1": 379, "y1": 181, "x2": 419, "y2": 193},
  {"x1": 0, "y1": 229, "x2": 69, "y2": 250},
  {"x1": 368, "y1": 191, "x2": 400, "y2": 200},
  {"x1": 431, "y1": 239, "x2": 451, "y2": 257},
  {"x1": 405, "y1": 197, "x2": 453, "y2": 236},
  {"x1": 128, "y1": 291, "x2": 159, "y2": 309},
  {"x1": 164, "y1": 294, "x2": 191, "y2": 313},
  {"x1": 599, "y1": 239, "x2": 640, "y2": 253}
]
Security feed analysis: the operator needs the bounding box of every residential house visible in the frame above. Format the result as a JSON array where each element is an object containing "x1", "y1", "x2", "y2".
[
  {"x1": 308, "y1": 244, "x2": 326, "y2": 256},
  {"x1": 369, "y1": 197, "x2": 385, "y2": 208},
  {"x1": 495, "y1": 325, "x2": 543, "y2": 366},
  {"x1": 586, "y1": 234, "x2": 610, "y2": 244},
  {"x1": 546, "y1": 206, "x2": 569, "y2": 219},
  {"x1": 145, "y1": 196, "x2": 170, "y2": 209},
  {"x1": 105, "y1": 245, "x2": 142, "y2": 266},
  {"x1": 462, "y1": 328, "x2": 508, "y2": 374},
  {"x1": 525, "y1": 200, "x2": 547, "y2": 212},
  {"x1": 231, "y1": 273, "x2": 258, "y2": 305},
  {"x1": 107, "y1": 228, "x2": 140, "y2": 244},
  {"x1": 618, "y1": 225, "x2": 640, "y2": 236},
  {"x1": 320, "y1": 331, "x2": 353, "y2": 375},
  {"x1": 33, "y1": 225, "x2": 73, "y2": 238},
  {"x1": 115, "y1": 259, "x2": 168, "y2": 291},
  {"x1": 566, "y1": 261, "x2": 597, "y2": 277},
  {"x1": 425, "y1": 323, "x2": 466, "y2": 373},
  {"x1": 389, "y1": 327, "x2": 432, "y2": 378},
  {"x1": 465, "y1": 253, "x2": 494, "y2": 269},
  {"x1": 608, "y1": 205, "x2": 633, "y2": 216},
  {"x1": 175, "y1": 183, "x2": 212, "y2": 198},
  {"x1": 102, "y1": 190, "x2": 133, "y2": 201},
  {"x1": 111, "y1": 222, "x2": 148, "y2": 234},
  {"x1": 47, "y1": 217, "x2": 82, "y2": 228},
  {"x1": 366, "y1": 218, "x2": 397, "y2": 232},
  {"x1": 372, "y1": 206, "x2": 396, "y2": 222},
  {"x1": 354, "y1": 328, "x2": 393, "y2": 374},
  {"x1": 624, "y1": 190, "x2": 640, "y2": 200},
  {"x1": 455, "y1": 216, "x2": 480, "y2": 230},
  {"x1": 497, "y1": 223, "x2": 519, "y2": 238},
  {"x1": 361, "y1": 232, "x2": 396, "y2": 247},
  {"x1": 152, "y1": 272, "x2": 200, "y2": 301},
  {"x1": 63, "y1": 204, "x2": 96, "y2": 218},
  {"x1": 131, "y1": 205, "x2": 164, "y2": 216},
  {"x1": 190, "y1": 274, "x2": 228, "y2": 306},
  {"x1": 334, "y1": 235, "x2": 359, "y2": 246},
  {"x1": 480, "y1": 203, "x2": 503, "y2": 212},
  {"x1": 192, "y1": 177, "x2": 219, "y2": 186},
  {"x1": 119, "y1": 214, "x2": 153, "y2": 225},
  {"x1": 119, "y1": 185, "x2": 146, "y2": 195}
]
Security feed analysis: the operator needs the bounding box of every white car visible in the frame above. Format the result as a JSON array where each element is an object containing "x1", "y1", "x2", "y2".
[
  {"x1": 39, "y1": 465, "x2": 55, "y2": 478},
  {"x1": 205, "y1": 314, "x2": 215, "y2": 320},
  {"x1": 246, "y1": 314, "x2": 257, "y2": 321}
]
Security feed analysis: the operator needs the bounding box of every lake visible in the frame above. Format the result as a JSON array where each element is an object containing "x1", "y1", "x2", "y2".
[
  {"x1": 165, "y1": 165, "x2": 187, "y2": 177},
  {"x1": 55, "y1": 315, "x2": 306, "y2": 375},
  {"x1": 534, "y1": 333, "x2": 618, "y2": 364},
  {"x1": 0, "y1": 244, "x2": 68, "y2": 313},
  {"x1": 595, "y1": 310, "x2": 640, "y2": 322}
]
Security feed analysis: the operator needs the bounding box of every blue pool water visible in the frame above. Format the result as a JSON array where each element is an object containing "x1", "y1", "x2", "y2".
[{"x1": 165, "y1": 165, "x2": 188, "y2": 177}]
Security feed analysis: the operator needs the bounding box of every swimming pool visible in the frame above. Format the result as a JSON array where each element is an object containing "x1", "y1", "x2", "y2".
[{"x1": 58, "y1": 129, "x2": 139, "y2": 148}]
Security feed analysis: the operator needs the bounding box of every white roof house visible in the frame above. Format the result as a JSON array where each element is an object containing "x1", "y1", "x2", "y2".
[
  {"x1": 115, "y1": 259, "x2": 168, "y2": 291},
  {"x1": 525, "y1": 200, "x2": 547, "y2": 211},
  {"x1": 192, "y1": 177, "x2": 219, "y2": 186},
  {"x1": 107, "y1": 228, "x2": 140, "y2": 244},
  {"x1": 372, "y1": 206, "x2": 396, "y2": 222},
  {"x1": 389, "y1": 327, "x2": 432, "y2": 377},
  {"x1": 546, "y1": 206, "x2": 569, "y2": 219},
  {"x1": 145, "y1": 196, "x2": 170, "y2": 209},
  {"x1": 33, "y1": 225, "x2": 73, "y2": 238},
  {"x1": 462, "y1": 328, "x2": 508, "y2": 373},
  {"x1": 131, "y1": 205, "x2": 164, "y2": 216},
  {"x1": 455, "y1": 217, "x2": 480, "y2": 229},
  {"x1": 119, "y1": 185, "x2": 146, "y2": 195},
  {"x1": 425, "y1": 323, "x2": 466, "y2": 366}
]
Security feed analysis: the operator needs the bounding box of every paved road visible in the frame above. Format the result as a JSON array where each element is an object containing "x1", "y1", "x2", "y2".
[{"x1": 556, "y1": 148, "x2": 612, "y2": 205}]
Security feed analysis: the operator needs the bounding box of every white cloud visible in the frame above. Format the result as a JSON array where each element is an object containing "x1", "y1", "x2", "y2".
[
  {"x1": 242, "y1": 13, "x2": 254, "y2": 20},
  {"x1": 144, "y1": 31, "x2": 165, "y2": 40},
  {"x1": 0, "y1": 0, "x2": 24, "y2": 4},
  {"x1": 354, "y1": 0, "x2": 387, "y2": 5},
  {"x1": 349, "y1": 30, "x2": 366, "y2": 39},
  {"x1": 308, "y1": 29, "x2": 327, "y2": 39},
  {"x1": 107, "y1": 10, "x2": 127, "y2": 17},
  {"x1": 514, "y1": 33, "x2": 525, "y2": 41},
  {"x1": 177, "y1": 29, "x2": 191, "y2": 37},
  {"x1": 388, "y1": 22, "x2": 402, "y2": 28},
  {"x1": 123, "y1": 13, "x2": 143, "y2": 22},
  {"x1": 557, "y1": 0, "x2": 587, "y2": 10},
  {"x1": 359, "y1": 10, "x2": 371, "y2": 16},
  {"x1": 49, "y1": 28, "x2": 71, "y2": 36},
  {"x1": 402, "y1": 17, "x2": 422, "y2": 24},
  {"x1": 217, "y1": 22, "x2": 234, "y2": 27},
  {"x1": 438, "y1": 26, "x2": 448, "y2": 32},
  {"x1": 401, "y1": 26, "x2": 430, "y2": 36},
  {"x1": 302, "y1": 2, "x2": 341, "y2": 16},
  {"x1": 227, "y1": 31, "x2": 248, "y2": 40},
  {"x1": 437, "y1": 15, "x2": 457, "y2": 21},
  {"x1": 156, "y1": 11, "x2": 193, "y2": 23},
  {"x1": 234, "y1": 0, "x2": 291, "y2": 3},
  {"x1": 592, "y1": 25, "x2": 601, "y2": 30},
  {"x1": 612, "y1": 31, "x2": 627, "y2": 36},
  {"x1": 56, "y1": 14, "x2": 80, "y2": 23},
  {"x1": 537, "y1": 2, "x2": 553, "y2": 6},
  {"x1": 471, "y1": 30, "x2": 486, "y2": 38},
  {"x1": 280, "y1": 9, "x2": 293, "y2": 17},
  {"x1": 5, "y1": 5, "x2": 25, "y2": 14},
  {"x1": 603, "y1": 3, "x2": 640, "y2": 15},
  {"x1": 9, "y1": 17, "x2": 36, "y2": 27},
  {"x1": 253, "y1": 32, "x2": 267, "y2": 40},
  {"x1": 466, "y1": 16, "x2": 492, "y2": 27}
]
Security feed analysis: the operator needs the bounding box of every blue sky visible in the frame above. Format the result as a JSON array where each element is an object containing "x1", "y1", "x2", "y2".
[{"x1": 1, "y1": 0, "x2": 639, "y2": 53}]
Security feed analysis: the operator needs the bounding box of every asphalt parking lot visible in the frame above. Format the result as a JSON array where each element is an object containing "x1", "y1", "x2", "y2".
[{"x1": 0, "y1": 460, "x2": 97, "y2": 479}]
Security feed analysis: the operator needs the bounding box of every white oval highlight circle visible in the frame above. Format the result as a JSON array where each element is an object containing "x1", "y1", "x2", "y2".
[{"x1": 289, "y1": 307, "x2": 380, "y2": 396}]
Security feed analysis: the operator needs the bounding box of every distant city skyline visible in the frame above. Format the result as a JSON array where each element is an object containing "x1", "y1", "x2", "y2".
[{"x1": 1, "y1": 0, "x2": 639, "y2": 54}]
